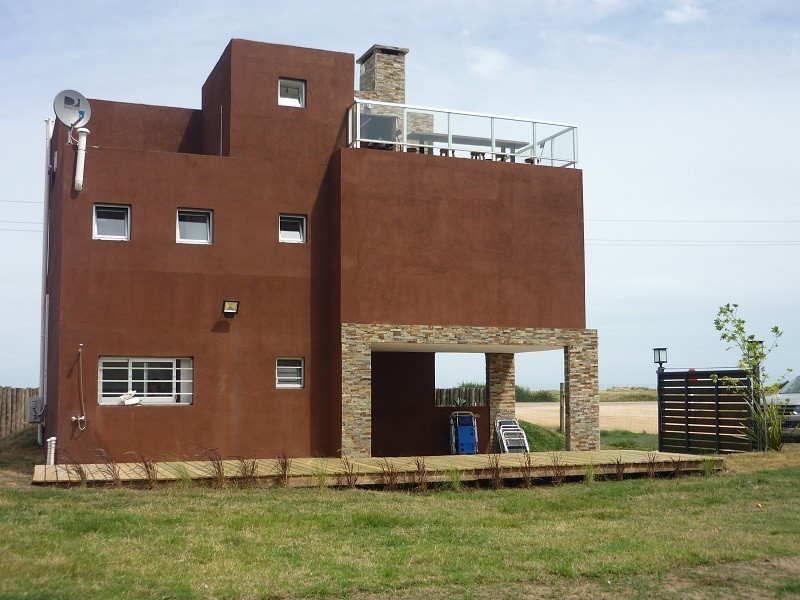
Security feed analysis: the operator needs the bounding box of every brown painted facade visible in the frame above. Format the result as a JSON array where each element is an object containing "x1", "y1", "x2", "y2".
[{"x1": 42, "y1": 39, "x2": 591, "y2": 462}]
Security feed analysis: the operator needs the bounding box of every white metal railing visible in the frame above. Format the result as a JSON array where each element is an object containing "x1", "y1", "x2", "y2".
[{"x1": 346, "y1": 99, "x2": 578, "y2": 167}]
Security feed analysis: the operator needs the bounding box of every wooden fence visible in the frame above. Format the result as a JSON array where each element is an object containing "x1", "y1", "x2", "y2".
[
  {"x1": 0, "y1": 387, "x2": 39, "y2": 437},
  {"x1": 434, "y1": 387, "x2": 487, "y2": 407},
  {"x1": 657, "y1": 369, "x2": 754, "y2": 454}
]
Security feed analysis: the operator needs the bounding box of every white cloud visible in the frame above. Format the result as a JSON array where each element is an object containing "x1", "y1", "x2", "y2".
[
  {"x1": 468, "y1": 47, "x2": 512, "y2": 76},
  {"x1": 661, "y1": 3, "x2": 708, "y2": 25}
]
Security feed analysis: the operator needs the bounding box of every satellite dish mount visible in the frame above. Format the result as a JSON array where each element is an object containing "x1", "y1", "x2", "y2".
[
  {"x1": 53, "y1": 90, "x2": 92, "y2": 192},
  {"x1": 53, "y1": 89, "x2": 92, "y2": 144}
]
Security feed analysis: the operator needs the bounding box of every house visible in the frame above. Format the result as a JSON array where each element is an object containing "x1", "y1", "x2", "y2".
[{"x1": 37, "y1": 39, "x2": 598, "y2": 462}]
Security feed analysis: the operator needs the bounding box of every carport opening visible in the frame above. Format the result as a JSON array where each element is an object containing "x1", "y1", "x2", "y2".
[
  {"x1": 515, "y1": 350, "x2": 566, "y2": 434},
  {"x1": 370, "y1": 349, "x2": 567, "y2": 457},
  {"x1": 435, "y1": 350, "x2": 565, "y2": 429}
]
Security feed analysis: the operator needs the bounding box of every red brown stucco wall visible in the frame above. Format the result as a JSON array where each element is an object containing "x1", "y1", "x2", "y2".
[
  {"x1": 44, "y1": 40, "x2": 355, "y2": 461},
  {"x1": 336, "y1": 148, "x2": 586, "y2": 329}
]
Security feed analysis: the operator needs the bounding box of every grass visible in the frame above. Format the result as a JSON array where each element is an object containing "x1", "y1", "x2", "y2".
[
  {"x1": 518, "y1": 420, "x2": 565, "y2": 451},
  {"x1": 3, "y1": 428, "x2": 800, "y2": 598},
  {"x1": 517, "y1": 421, "x2": 657, "y2": 452}
]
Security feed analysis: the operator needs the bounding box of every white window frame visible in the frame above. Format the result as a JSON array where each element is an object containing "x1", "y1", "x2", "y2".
[
  {"x1": 98, "y1": 357, "x2": 194, "y2": 406},
  {"x1": 276, "y1": 358, "x2": 304, "y2": 388},
  {"x1": 176, "y1": 209, "x2": 213, "y2": 244},
  {"x1": 279, "y1": 214, "x2": 307, "y2": 244},
  {"x1": 278, "y1": 78, "x2": 306, "y2": 108},
  {"x1": 93, "y1": 204, "x2": 130, "y2": 241}
]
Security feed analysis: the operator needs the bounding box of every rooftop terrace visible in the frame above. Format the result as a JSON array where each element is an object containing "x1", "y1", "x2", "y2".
[{"x1": 347, "y1": 99, "x2": 578, "y2": 167}]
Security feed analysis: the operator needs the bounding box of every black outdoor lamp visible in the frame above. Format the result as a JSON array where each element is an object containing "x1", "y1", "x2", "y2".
[
  {"x1": 653, "y1": 347, "x2": 668, "y2": 372},
  {"x1": 222, "y1": 300, "x2": 240, "y2": 319}
]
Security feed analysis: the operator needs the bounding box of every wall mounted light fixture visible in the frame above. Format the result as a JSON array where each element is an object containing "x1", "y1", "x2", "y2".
[{"x1": 222, "y1": 300, "x2": 240, "y2": 319}]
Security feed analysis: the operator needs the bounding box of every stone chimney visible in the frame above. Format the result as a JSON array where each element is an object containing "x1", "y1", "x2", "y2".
[{"x1": 356, "y1": 44, "x2": 409, "y2": 103}]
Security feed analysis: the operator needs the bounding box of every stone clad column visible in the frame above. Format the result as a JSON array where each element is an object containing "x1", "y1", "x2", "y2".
[
  {"x1": 564, "y1": 331, "x2": 600, "y2": 450},
  {"x1": 340, "y1": 336, "x2": 372, "y2": 458},
  {"x1": 486, "y1": 353, "x2": 516, "y2": 452}
]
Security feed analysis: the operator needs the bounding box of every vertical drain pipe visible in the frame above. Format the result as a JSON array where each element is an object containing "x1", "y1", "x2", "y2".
[
  {"x1": 46, "y1": 437, "x2": 57, "y2": 465},
  {"x1": 74, "y1": 127, "x2": 89, "y2": 192}
]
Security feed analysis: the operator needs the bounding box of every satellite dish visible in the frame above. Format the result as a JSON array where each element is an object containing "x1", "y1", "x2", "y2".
[{"x1": 53, "y1": 90, "x2": 91, "y2": 128}]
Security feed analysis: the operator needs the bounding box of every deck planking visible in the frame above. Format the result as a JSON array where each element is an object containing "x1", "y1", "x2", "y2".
[{"x1": 32, "y1": 450, "x2": 723, "y2": 486}]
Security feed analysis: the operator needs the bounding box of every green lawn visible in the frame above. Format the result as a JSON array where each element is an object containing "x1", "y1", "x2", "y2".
[
  {"x1": 2, "y1": 428, "x2": 799, "y2": 599},
  {"x1": 518, "y1": 421, "x2": 657, "y2": 452}
]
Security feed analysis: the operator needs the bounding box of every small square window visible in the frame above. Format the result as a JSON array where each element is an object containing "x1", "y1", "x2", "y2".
[
  {"x1": 279, "y1": 214, "x2": 307, "y2": 243},
  {"x1": 276, "y1": 358, "x2": 304, "y2": 388},
  {"x1": 177, "y1": 209, "x2": 212, "y2": 244},
  {"x1": 278, "y1": 78, "x2": 306, "y2": 108},
  {"x1": 93, "y1": 204, "x2": 130, "y2": 241}
]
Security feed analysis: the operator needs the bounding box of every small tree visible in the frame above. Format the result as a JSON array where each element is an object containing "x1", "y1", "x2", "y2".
[{"x1": 713, "y1": 303, "x2": 786, "y2": 451}]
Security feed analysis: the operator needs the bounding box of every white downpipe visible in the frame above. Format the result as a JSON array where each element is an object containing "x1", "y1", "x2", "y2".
[
  {"x1": 46, "y1": 437, "x2": 57, "y2": 465},
  {"x1": 74, "y1": 127, "x2": 89, "y2": 192}
]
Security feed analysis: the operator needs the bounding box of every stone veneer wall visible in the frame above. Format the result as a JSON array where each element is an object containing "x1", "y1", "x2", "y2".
[
  {"x1": 486, "y1": 353, "x2": 516, "y2": 451},
  {"x1": 341, "y1": 323, "x2": 599, "y2": 457},
  {"x1": 358, "y1": 50, "x2": 407, "y2": 103},
  {"x1": 355, "y1": 47, "x2": 435, "y2": 151}
]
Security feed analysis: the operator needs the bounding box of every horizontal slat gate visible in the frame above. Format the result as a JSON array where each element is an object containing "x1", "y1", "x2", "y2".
[{"x1": 658, "y1": 369, "x2": 754, "y2": 454}]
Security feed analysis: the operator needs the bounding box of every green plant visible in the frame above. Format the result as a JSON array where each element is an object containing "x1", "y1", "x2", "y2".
[
  {"x1": 445, "y1": 468, "x2": 462, "y2": 492},
  {"x1": 714, "y1": 303, "x2": 788, "y2": 452},
  {"x1": 164, "y1": 461, "x2": 193, "y2": 487},
  {"x1": 311, "y1": 462, "x2": 328, "y2": 489},
  {"x1": 584, "y1": 461, "x2": 595, "y2": 484},
  {"x1": 748, "y1": 400, "x2": 785, "y2": 452},
  {"x1": 702, "y1": 457, "x2": 716, "y2": 477}
]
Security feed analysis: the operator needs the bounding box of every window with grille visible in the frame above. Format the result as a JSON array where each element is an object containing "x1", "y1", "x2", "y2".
[{"x1": 99, "y1": 357, "x2": 193, "y2": 405}]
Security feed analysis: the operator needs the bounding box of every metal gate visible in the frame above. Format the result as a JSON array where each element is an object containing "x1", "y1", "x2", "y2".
[{"x1": 658, "y1": 369, "x2": 755, "y2": 454}]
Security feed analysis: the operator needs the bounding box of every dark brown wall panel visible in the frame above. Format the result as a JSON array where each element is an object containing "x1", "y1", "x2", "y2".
[
  {"x1": 48, "y1": 144, "x2": 333, "y2": 460},
  {"x1": 83, "y1": 100, "x2": 202, "y2": 154},
  {"x1": 226, "y1": 40, "x2": 354, "y2": 164},
  {"x1": 338, "y1": 149, "x2": 586, "y2": 329}
]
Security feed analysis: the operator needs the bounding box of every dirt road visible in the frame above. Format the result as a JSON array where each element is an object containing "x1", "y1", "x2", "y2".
[{"x1": 515, "y1": 401, "x2": 657, "y2": 433}]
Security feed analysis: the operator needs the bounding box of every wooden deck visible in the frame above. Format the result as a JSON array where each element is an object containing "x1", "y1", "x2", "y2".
[{"x1": 32, "y1": 450, "x2": 723, "y2": 486}]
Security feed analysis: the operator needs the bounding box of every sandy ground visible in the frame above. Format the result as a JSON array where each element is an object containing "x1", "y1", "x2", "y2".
[{"x1": 515, "y1": 401, "x2": 657, "y2": 433}]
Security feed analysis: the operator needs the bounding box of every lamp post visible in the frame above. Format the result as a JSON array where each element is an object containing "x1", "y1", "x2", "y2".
[
  {"x1": 653, "y1": 347, "x2": 668, "y2": 452},
  {"x1": 653, "y1": 347, "x2": 668, "y2": 373}
]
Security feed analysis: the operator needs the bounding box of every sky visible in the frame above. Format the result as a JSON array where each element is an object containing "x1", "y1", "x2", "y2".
[{"x1": 1, "y1": 0, "x2": 798, "y2": 391}]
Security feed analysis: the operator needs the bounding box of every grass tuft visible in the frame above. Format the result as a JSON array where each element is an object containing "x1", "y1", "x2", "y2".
[
  {"x1": 276, "y1": 452, "x2": 292, "y2": 488},
  {"x1": 199, "y1": 447, "x2": 226, "y2": 488},
  {"x1": 486, "y1": 454, "x2": 503, "y2": 489},
  {"x1": 412, "y1": 456, "x2": 428, "y2": 492},
  {"x1": 338, "y1": 452, "x2": 358, "y2": 489}
]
